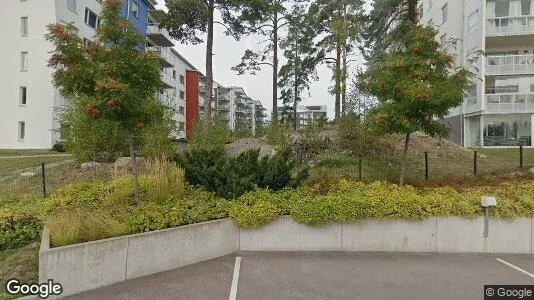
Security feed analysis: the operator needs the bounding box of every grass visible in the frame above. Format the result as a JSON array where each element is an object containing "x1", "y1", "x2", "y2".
[
  {"x1": 0, "y1": 149, "x2": 64, "y2": 157},
  {"x1": 0, "y1": 156, "x2": 72, "y2": 175},
  {"x1": 0, "y1": 243, "x2": 39, "y2": 300},
  {"x1": 309, "y1": 147, "x2": 534, "y2": 187}
]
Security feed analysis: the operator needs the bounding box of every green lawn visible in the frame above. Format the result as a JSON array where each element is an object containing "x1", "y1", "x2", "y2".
[
  {"x1": 0, "y1": 244, "x2": 39, "y2": 300},
  {"x1": 0, "y1": 156, "x2": 72, "y2": 175},
  {"x1": 0, "y1": 149, "x2": 63, "y2": 157},
  {"x1": 308, "y1": 147, "x2": 534, "y2": 187}
]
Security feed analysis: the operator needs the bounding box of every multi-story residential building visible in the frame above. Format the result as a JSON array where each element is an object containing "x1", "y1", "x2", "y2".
[
  {"x1": 277, "y1": 105, "x2": 328, "y2": 128},
  {"x1": 419, "y1": 0, "x2": 533, "y2": 147},
  {"x1": 1, "y1": 0, "x2": 195, "y2": 149}
]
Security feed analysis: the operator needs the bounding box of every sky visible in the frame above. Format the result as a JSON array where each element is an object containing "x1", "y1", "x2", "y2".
[{"x1": 156, "y1": 1, "x2": 372, "y2": 120}]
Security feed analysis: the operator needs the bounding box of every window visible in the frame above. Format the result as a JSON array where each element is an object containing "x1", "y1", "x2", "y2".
[
  {"x1": 18, "y1": 122, "x2": 26, "y2": 141},
  {"x1": 418, "y1": 4, "x2": 423, "y2": 19},
  {"x1": 522, "y1": 0, "x2": 531, "y2": 15},
  {"x1": 84, "y1": 8, "x2": 99, "y2": 29},
  {"x1": 441, "y1": 3, "x2": 448, "y2": 23},
  {"x1": 20, "y1": 87, "x2": 27, "y2": 105},
  {"x1": 495, "y1": 0, "x2": 510, "y2": 17},
  {"x1": 172, "y1": 70, "x2": 176, "y2": 79},
  {"x1": 21, "y1": 17, "x2": 28, "y2": 37},
  {"x1": 21, "y1": 52, "x2": 28, "y2": 70},
  {"x1": 179, "y1": 106, "x2": 184, "y2": 115},
  {"x1": 180, "y1": 75, "x2": 185, "y2": 84},
  {"x1": 179, "y1": 90, "x2": 185, "y2": 99},
  {"x1": 179, "y1": 122, "x2": 185, "y2": 131},
  {"x1": 130, "y1": 0, "x2": 139, "y2": 19},
  {"x1": 66, "y1": 0, "x2": 76, "y2": 12}
]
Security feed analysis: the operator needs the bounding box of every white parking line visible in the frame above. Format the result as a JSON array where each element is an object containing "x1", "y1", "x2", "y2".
[
  {"x1": 496, "y1": 258, "x2": 534, "y2": 278},
  {"x1": 229, "y1": 257, "x2": 242, "y2": 300}
]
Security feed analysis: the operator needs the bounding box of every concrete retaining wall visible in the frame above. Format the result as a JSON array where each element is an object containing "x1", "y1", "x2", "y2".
[
  {"x1": 39, "y1": 219, "x2": 238, "y2": 297},
  {"x1": 40, "y1": 216, "x2": 534, "y2": 298}
]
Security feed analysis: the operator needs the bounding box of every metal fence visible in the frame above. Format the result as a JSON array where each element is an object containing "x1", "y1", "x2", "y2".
[{"x1": 0, "y1": 160, "x2": 115, "y2": 197}]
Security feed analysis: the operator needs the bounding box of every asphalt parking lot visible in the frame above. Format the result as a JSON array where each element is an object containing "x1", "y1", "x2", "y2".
[{"x1": 68, "y1": 252, "x2": 534, "y2": 300}]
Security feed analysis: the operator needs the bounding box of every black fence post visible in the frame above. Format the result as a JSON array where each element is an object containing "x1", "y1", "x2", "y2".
[
  {"x1": 424, "y1": 152, "x2": 429, "y2": 180},
  {"x1": 520, "y1": 145, "x2": 524, "y2": 169},
  {"x1": 41, "y1": 162, "x2": 47, "y2": 198},
  {"x1": 473, "y1": 151, "x2": 478, "y2": 176},
  {"x1": 358, "y1": 157, "x2": 362, "y2": 181}
]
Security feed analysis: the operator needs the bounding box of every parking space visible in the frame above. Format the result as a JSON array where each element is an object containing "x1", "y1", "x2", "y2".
[{"x1": 67, "y1": 252, "x2": 534, "y2": 300}]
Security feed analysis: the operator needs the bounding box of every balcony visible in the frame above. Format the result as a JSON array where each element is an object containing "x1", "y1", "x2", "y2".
[
  {"x1": 147, "y1": 46, "x2": 173, "y2": 68},
  {"x1": 487, "y1": 16, "x2": 534, "y2": 37},
  {"x1": 160, "y1": 73, "x2": 174, "y2": 89},
  {"x1": 486, "y1": 54, "x2": 534, "y2": 75},
  {"x1": 147, "y1": 24, "x2": 174, "y2": 47},
  {"x1": 485, "y1": 93, "x2": 534, "y2": 112}
]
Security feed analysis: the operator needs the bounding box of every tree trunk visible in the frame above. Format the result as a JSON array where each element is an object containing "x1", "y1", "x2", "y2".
[
  {"x1": 272, "y1": 10, "x2": 279, "y2": 124},
  {"x1": 334, "y1": 41, "x2": 342, "y2": 120},
  {"x1": 205, "y1": 0, "x2": 214, "y2": 121},
  {"x1": 129, "y1": 136, "x2": 139, "y2": 203},
  {"x1": 399, "y1": 132, "x2": 411, "y2": 186},
  {"x1": 407, "y1": 0, "x2": 418, "y2": 23},
  {"x1": 293, "y1": 32, "x2": 298, "y2": 131},
  {"x1": 341, "y1": 43, "x2": 347, "y2": 116}
]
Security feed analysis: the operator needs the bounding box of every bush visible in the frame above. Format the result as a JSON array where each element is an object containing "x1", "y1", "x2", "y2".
[
  {"x1": 229, "y1": 190, "x2": 281, "y2": 228},
  {"x1": 338, "y1": 113, "x2": 387, "y2": 156},
  {"x1": 190, "y1": 119, "x2": 232, "y2": 152},
  {"x1": 52, "y1": 141, "x2": 67, "y2": 152},
  {"x1": 0, "y1": 197, "x2": 45, "y2": 250},
  {"x1": 265, "y1": 123, "x2": 291, "y2": 149},
  {"x1": 177, "y1": 149, "x2": 294, "y2": 199}
]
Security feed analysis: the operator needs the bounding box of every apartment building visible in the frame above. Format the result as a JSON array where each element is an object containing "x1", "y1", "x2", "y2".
[
  {"x1": 419, "y1": 0, "x2": 534, "y2": 147},
  {"x1": 0, "y1": 0, "x2": 193, "y2": 148},
  {"x1": 195, "y1": 84, "x2": 266, "y2": 134},
  {"x1": 277, "y1": 105, "x2": 328, "y2": 128}
]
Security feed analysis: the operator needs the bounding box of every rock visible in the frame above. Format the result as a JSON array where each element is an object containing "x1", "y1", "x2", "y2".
[
  {"x1": 114, "y1": 157, "x2": 144, "y2": 172},
  {"x1": 81, "y1": 161, "x2": 100, "y2": 171},
  {"x1": 20, "y1": 171, "x2": 36, "y2": 178},
  {"x1": 479, "y1": 154, "x2": 488, "y2": 159},
  {"x1": 529, "y1": 167, "x2": 534, "y2": 174}
]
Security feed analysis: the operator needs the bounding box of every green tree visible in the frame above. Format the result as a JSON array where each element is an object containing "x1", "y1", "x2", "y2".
[
  {"x1": 230, "y1": 0, "x2": 310, "y2": 124},
  {"x1": 162, "y1": 0, "x2": 236, "y2": 120},
  {"x1": 46, "y1": 0, "x2": 171, "y2": 201},
  {"x1": 359, "y1": 23, "x2": 472, "y2": 186},
  {"x1": 308, "y1": 0, "x2": 364, "y2": 120},
  {"x1": 278, "y1": 4, "x2": 318, "y2": 131}
]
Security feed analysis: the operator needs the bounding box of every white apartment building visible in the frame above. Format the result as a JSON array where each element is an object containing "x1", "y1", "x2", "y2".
[
  {"x1": 419, "y1": 0, "x2": 534, "y2": 147},
  {"x1": 0, "y1": 0, "x2": 190, "y2": 149},
  {"x1": 277, "y1": 105, "x2": 328, "y2": 128}
]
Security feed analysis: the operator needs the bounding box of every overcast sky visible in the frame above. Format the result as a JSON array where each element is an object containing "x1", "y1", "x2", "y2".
[{"x1": 156, "y1": 1, "x2": 372, "y2": 120}]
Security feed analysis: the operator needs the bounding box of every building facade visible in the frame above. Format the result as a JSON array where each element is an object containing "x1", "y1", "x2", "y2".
[
  {"x1": 419, "y1": 0, "x2": 534, "y2": 147},
  {"x1": 277, "y1": 105, "x2": 328, "y2": 128},
  {"x1": 0, "y1": 0, "x2": 194, "y2": 149}
]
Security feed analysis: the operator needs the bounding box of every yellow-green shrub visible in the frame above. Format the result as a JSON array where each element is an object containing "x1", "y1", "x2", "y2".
[
  {"x1": 0, "y1": 196, "x2": 45, "y2": 250},
  {"x1": 229, "y1": 190, "x2": 281, "y2": 229}
]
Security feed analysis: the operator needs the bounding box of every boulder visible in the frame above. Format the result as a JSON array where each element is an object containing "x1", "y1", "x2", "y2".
[
  {"x1": 529, "y1": 167, "x2": 534, "y2": 174},
  {"x1": 81, "y1": 161, "x2": 101, "y2": 171},
  {"x1": 114, "y1": 157, "x2": 144, "y2": 172},
  {"x1": 20, "y1": 171, "x2": 36, "y2": 178}
]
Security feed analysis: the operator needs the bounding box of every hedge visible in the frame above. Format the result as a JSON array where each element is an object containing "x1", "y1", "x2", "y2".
[{"x1": 2, "y1": 179, "x2": 534, "y2": 249}]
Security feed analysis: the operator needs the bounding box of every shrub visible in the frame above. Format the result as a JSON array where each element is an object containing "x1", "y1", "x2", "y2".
[
  {"x1": 52, "y1": 140, "x2": 67, "y2": 152},
  {"x1": 338, "y1": 113, "x2": 387, "y2": 156},
  {"x1": 0, "y1": 197, "x2": 44, "y2": 250},
  {"x1": 190, "y1": 119, "x2": 232, "y2": 152},
  {"x1": 265, "y1": 123, "x2": 291, "y2": 149},
  {"x1": 228, "y1": 190, "x2": 281, "y2": 228},
  {"x1": 178, "y1": 149, "x2": 294, "y2": 199}
]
